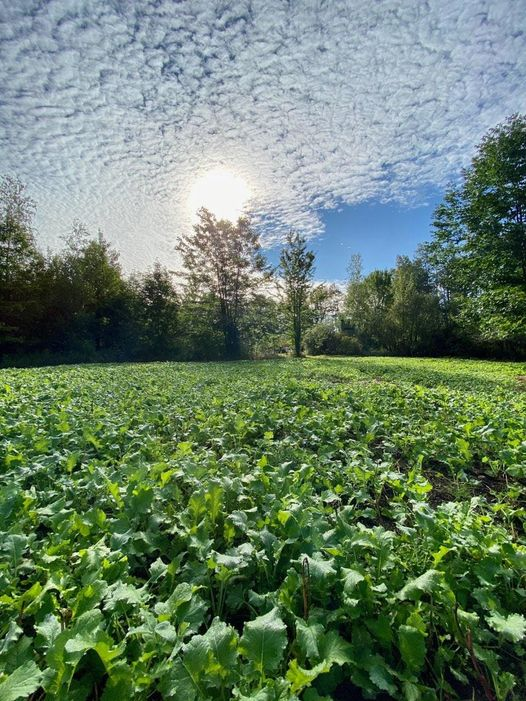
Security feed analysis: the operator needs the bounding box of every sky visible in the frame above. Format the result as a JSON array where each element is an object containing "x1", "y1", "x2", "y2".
[
  {"x1": 1, "y1": 0, "x2": 525, "y2": 278},
  {"x1": 266, "y1": 193, "x2": 442, "y2": 281}
]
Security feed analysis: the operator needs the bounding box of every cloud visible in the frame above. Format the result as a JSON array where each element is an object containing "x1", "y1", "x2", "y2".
[{"x1": 0, "y1": 0, "x2": 525, "y2": 270}]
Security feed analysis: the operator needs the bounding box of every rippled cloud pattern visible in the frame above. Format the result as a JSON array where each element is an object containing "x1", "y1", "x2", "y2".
[{"x1": 1, "y1": 0, "x2": 525, "y2": 269}]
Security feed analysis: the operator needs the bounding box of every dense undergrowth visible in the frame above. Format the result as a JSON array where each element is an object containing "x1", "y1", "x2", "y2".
[{"x1": 0, "y1": 357, "x2": 525, "y2": 700}]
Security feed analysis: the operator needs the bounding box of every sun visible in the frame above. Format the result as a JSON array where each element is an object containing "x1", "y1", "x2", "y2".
[{"x1": 188, "y1": 167, "x2": 250, "y2": 222}]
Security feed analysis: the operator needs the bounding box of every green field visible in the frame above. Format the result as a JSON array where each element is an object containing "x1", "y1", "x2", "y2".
[{"x1": 1, "y1": 357, "x2": 525, "y2": 700}]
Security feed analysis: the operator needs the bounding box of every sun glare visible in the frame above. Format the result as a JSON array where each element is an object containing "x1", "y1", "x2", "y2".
[{"x1": 188, "y1": 167, "x2": 250, "y2": 222}]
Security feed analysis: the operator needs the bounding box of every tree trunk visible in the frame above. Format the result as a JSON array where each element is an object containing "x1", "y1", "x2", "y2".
[
  {"x1": 224, "y1": 318, "x2": 241, "y2": 360},
  {"x1": 293, "y1": 304, "x2": 302, "y2": 357}
]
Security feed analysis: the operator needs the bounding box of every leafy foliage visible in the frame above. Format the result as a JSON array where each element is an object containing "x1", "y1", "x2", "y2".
[
  {"x1": 176, "y1": 207, "x2": 267, "y2": 359},
  {"x1": 0, "y1": 356, "x2": 525, "y2": 699},
  {"x1": 422, "y1": 114, "x2": 526, "y2": 347},
  {"x1": 240, "y1": 608, "x2": 287, "y2": 673},
  {"x1": 279, "y1": 231, "x2": 315, "y2": 357},
  {"x1": 0, "y1": 661, "x2": 43, "y2": 701},
  {"x1": 344, "y1": 256, "x2": 443, "y2": 355}
]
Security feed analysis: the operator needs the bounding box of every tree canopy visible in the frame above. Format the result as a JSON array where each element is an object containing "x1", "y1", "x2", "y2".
[
  {"x1": 279, "y1": 231, "x2": 315, "y2": 357},
  {"x1": 176, "y1": 208, "x2": 267, "y2": 359},
  {"x1": 422, "y1": 114, "x2": 526, "y2": 346}
]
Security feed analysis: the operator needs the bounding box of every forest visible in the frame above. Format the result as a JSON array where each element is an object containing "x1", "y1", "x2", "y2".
[{"x1": 1, "y1": 114, "x2": 525, "y2": 366}]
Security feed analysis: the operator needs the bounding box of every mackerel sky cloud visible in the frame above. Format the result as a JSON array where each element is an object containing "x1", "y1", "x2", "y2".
[{"x1": 1, "y1": 0, "x2": 525, "y2": 271}]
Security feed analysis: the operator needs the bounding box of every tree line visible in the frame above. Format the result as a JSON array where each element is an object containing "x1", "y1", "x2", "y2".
[{"x1": 1, "y1": 114, "x2": 525, "y2": 366}]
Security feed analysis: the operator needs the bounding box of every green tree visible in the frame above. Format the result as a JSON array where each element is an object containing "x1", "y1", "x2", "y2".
[
  {"x1": 131, "y1": 263, "x2": 179, "y2": 359},
  {"x1": 424, "y1": 114, "x2": 526, "y2": 348},
  {"x1": 344, "y1": 260, "x2": 393, "y2": 350},
  {"x1": 242, "y1": 293, "x2": 287, "y2": 358},
  {"x1": 388, "y1": 257, "x2": 442, "y2": 355},
  {"x1": 178, "y1": 287, "x2": 225, "y2": 360},
  {"x1": 69, "y1": 230, "x2": 126, "y2": 352},
  {"x1": 0, "y1": 175, "x2": 38, "y2": 285},
  {"x1": 279, "y1": 231, "x2": 315, "y2": 356},
  {"x1": 0, "y1": 176, "x2": 42, "y2": 354},
  {"x1": 309, "y1": 283, "x2": 342, "y2": 326},
  {"x1": 176, "y1": 208, "x2": 267, "y2": 360},
  {"x1": 39, "y1": 223, "x2": 128, "y2": 356}
]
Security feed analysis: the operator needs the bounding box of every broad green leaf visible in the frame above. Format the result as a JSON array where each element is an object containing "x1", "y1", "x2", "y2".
[
  {"x1": 277, "y1": 510, "x2": 291, "y2": 526},
  {"x1": 67, "y1": 609, "x2": 103, "y2": 638},
  {"x1": 366, "y1": 656, "x2": 397, "y2": 695},
  {"x1": 233, "y1": 687, "x2": 274, "y2": 700},
  {"x1": 398, "y1": 625, "x2": 426, "y2": 671},
  {"x1": 35, "y1": 614, "x2": 61, "y2": 648},
  {"x1": 155, "y1": 582, "x2": 194, "y2": 617},
  {"x1": 432, "y1": 545, "x2": 452, "y2": 566},
  {"x1": 182, "y1": 635, "x2": 209, "y2": 677},
  {"x1": 100, "y1": 663, "x2": 133, "y2": 701},
  {"x1": 240, "y1": 607, "x2": 287, "y2": 672},
  {"x1": 107, "y1": 480, "x2": 123, "y2": 508},
  {"x1": 286, "y1": 659, "x2": 331, "y2": 693},
  {"x1": 318, "y1": 631, "x2": 353, "y2": 666},
  {"x1": 154, "y1": 621, "x2": 178, "y2": 642},
  {"x1": 295, "y1": 619, "x2": 324, "y2": 660},
  {"x1": 176, "y1": 441, "x2": 193, "y2": 455},
  {"x1": 406, "y1": 610, "x2": 427, "y2": 634},
  {"x1": 0, "y1": 660, "x2": 42, "y2": 701},
  {"x1": 104, "y1": 581, "x2": 145, "y2": 609},
  {"x1": 228, "y1": 510, "x2": 249, "y2": 531},
  {"x1": 300, "y1": 553, "x2": 336, "y2": 581},
  {"x1": 65, "y1": 451, "x2": 79, "y2": 473},
  {"x1": 202, "y1": 618, "x2": 238, "y2": 672},
  {"x1": 205, "y1": 483, "x2": 223, "y2": 524},
  {"x1": 2, "y1": 534, "x2": 28, "y2": 569},
  {"x1": 403, "y1": 680, "x2": 421, "y2": 701},
  {"x1": 149, "y1": 557, "x2": 168, "y2": 582},
  {"x1": 180, "y1": 618, "x2": 238, "y2": 685},
  {"x1": 73, "y1": 579, "x2": 109, "y2": 617},
  {"x1": 65, "y1": 632, "x2": 122, "y2": 662},
  {"x1": 397, "y1": 569, "x2": 443, "y2": 601},
  {"x1": 0, "y1": 622, "x2": 22, "y2": 655},
  {"x1": 365, "y1": 615, "x2": 393, "y2": 644},
  {"x1": 303, "y1": 690, "x2": 332, "y2": 701},
  {"x1": 342, "y1": 568, "x2": 364, "y2": 594},
  {"x1": 158, "y1": 658, "x2": 200, "y2": 700},
  {"x1": 487, "y1": 612, "x2": 526, "y2": 642},
  {"x1": 492, "y1": 671, "x2": 517, "y2": 700},
  {"x1": 214, "y1": 551, "x2": 244, "y2": 570},
  {"x1": 63, "y1": 609, "x2": 124, "y2": 670}
]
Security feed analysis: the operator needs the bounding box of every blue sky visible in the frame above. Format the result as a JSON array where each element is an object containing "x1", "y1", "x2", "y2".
[
  {"x1": 0, "y1": 1, "x2": 525, "y2": 276},
  {"x1": 317, "y1": 197, "x2": 441, "y2": 278},
  {"x1": 266, "y1": 193, "x2": 441, "y2": 281}
]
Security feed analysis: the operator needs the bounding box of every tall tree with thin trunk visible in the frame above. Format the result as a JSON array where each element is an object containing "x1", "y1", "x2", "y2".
[
  {"x1": 0, "y1": 175, "x2": 38, "y2": 286},
  {"x1": 176, "y1": 207, "x2": 266, "y2": 360},
  {"x1": 279, "y1": 231, "x2": 315, "y2": 357},
  {"x1": 131, "y1": 262, "x2": 179, "y2": 359},
  {"x1": 0, "y1": 175, "x2": 41, "y2": 352}
]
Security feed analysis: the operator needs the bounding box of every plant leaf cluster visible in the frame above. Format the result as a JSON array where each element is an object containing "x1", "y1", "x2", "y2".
[{"x1": 0, "y1": 357, "x2": 525, "y2": 699}]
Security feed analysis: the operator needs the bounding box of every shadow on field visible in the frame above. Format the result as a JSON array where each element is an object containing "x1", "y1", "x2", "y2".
[{"x1": 316, "y1": 357, "x2": 514, "y2": 392}]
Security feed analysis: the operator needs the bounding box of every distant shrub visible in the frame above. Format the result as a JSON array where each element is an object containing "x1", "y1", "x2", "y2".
[
  {"x1": 304, "y1": 324, "x2": 362, "y2": 356},
  {"x1": 304, "y1": 323, "x2": 334, "y2": 354},
  {"x1": 334, "y1": 333, "x2": 363, "y2": 355}
]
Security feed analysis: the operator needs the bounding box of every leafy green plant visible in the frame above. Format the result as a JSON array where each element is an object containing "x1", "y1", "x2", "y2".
[{"x1": 0, "y1": 357, "x2": 524, "y2": 699}]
